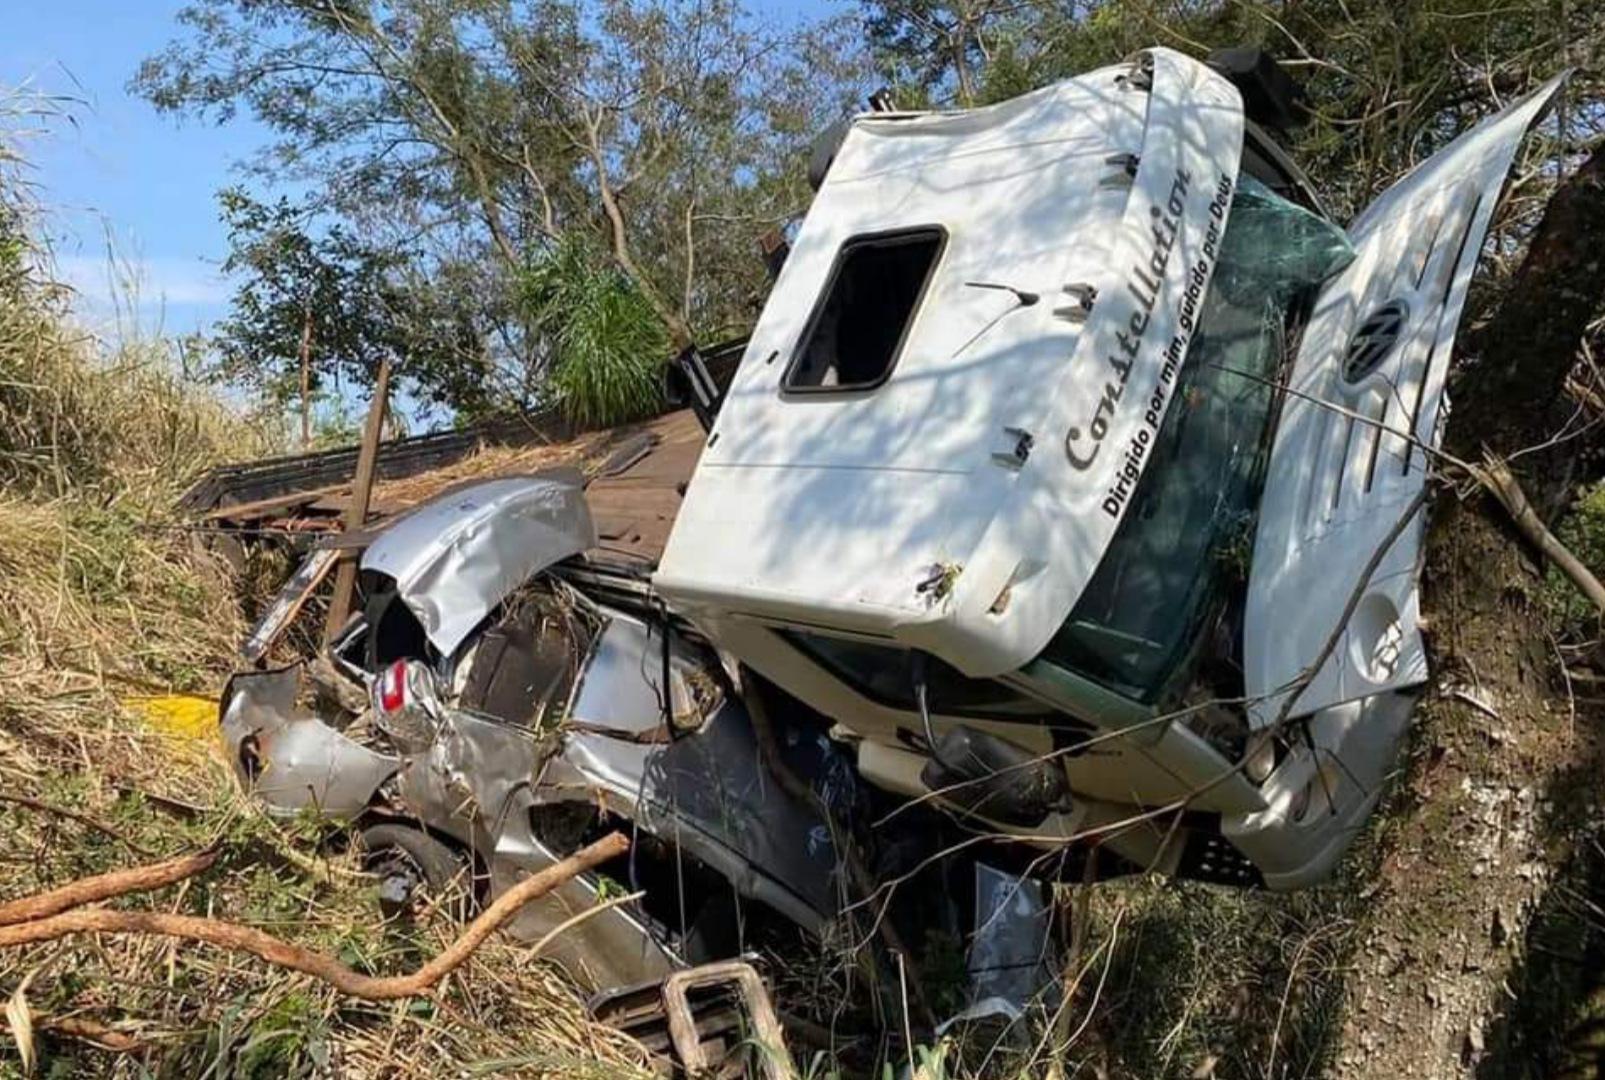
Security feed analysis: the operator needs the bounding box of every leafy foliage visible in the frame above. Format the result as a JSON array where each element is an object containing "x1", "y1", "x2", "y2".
[
  {"x1": 213, "y1": 191, "x2": 406, "y2": 429},
  {"x1": 863, "y1": 0, "x2": 1604, "y2": 217},
  {"x1": 213, "y1": 190, "x2": 512, "y2": 427},
  {"x1": 1544, "y1": 480, "x2": 1605, "y2": 638},
  {"x1": 137, "y1": 0, "x2": 872, "y2": 420},
  {"x1": 520, "y1": 239, "x2": 668, "y2": 427}
]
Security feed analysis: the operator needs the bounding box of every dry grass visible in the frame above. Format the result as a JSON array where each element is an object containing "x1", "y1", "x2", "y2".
[
  {"x1": 0, "y1": 136, "x2": 651, "y2": 1078},
  {"x1": 369, "y1": 432, "x2": 610, "y2": 510}
]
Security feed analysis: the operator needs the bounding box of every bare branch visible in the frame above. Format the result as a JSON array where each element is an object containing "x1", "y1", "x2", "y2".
[
  {"x1": 0, "y1": 849, "x2": 217, "y2": 926},
  {"x1": 0, "y1": 834, "x2": 629, "y2": 1001}
]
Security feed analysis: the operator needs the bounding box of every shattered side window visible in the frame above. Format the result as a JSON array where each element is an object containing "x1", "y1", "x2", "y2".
[{"x1": 1039, "y1": 177, "x2": 1355, "y2": 703}]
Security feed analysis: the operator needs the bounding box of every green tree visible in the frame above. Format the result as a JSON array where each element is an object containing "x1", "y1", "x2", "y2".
[
  {"x1": 216, "y1": 189, "x2": 524, "y2": 428},
  {"x1": 861, "y1": 0, "x2": 1605, "y2": 217},
  {"x1": 137, "y1": 0, "x2": 871, "y2": 419},
  {"x1": 863, "y1": 0, "x2": 1044, "y2": 106},
  {"x1": 213, "y1": 190, "x2": 407, "y2": 445}
]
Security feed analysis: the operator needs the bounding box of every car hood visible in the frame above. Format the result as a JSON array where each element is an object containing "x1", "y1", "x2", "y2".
[{"x1": 359, "y1": 471, "x2": 596, "y2": 655}]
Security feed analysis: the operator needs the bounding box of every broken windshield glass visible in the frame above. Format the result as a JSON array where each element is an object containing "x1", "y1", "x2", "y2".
[{"x1": 1039, "y1": 176, "x2": 1356, "y2": 703}]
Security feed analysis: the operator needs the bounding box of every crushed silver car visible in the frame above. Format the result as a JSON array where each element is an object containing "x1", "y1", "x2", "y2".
[{"x1": 221, "y1": 474, "x2": 857, "y2": 991}]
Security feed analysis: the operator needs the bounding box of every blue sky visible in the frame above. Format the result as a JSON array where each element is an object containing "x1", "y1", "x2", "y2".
[
  {"x1": 8, "y1": 0, "x2": 844, "y2": 432},
  {"x1": 8, "y1": 0, "x2": 843, "y2": 345},
  {"x1": 7, "y1": 1, "x2": 274, "y2": 336}
]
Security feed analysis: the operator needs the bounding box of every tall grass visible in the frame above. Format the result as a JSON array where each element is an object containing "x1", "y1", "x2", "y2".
[
  {"x1": 0, "y1": 104, "x2": 263, "y2": 741},
  {"x1": 0, "y1": 105, "x2": 651, "y2": 1078}
]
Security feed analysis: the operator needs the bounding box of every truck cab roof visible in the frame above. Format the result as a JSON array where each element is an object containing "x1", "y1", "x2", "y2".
[{"x1": 656, "y1": 49, "x2": 1246, "y2": 677}]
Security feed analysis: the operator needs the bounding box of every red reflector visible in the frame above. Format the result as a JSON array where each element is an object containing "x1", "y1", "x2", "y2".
[{"x1": 378, "y1": 661, "x2": 407, "y2": 713}]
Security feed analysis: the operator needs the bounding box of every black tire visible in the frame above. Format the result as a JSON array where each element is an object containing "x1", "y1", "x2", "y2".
[{"x1": 358, "y1": 824, "x2": 471, "y2": 921}]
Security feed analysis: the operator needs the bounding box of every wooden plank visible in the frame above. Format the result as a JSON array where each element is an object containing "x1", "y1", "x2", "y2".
[
  {"x1": 240, "y1": 548, "x2": 340, "y2": 664},
  {"x1": 178, "y1": 411, "x2": 573, "y2": 515},
  {"x1": 586, "y1": 433, "x2": 659, "y2": 481},
  {"x1": 308, "y1": 492, "x2": 409, "y2": 518},
  {"x1": 323, "y1": 357, "x2": 392, "y2": 642},
  {"x1": 594, "y1": 514, "x2": 642, "y2": 541},
  {"x1": 204, "y1": 483, "x2": 347, "y2": 523}
]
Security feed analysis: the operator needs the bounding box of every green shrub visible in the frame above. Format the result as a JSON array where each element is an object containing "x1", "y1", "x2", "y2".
[{"x1": 519, "y1": 239, "x2": 667, "y2": 428}]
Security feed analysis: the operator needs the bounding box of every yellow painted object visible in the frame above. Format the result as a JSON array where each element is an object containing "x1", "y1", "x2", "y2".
[{"x1": 124, "y1": 694, "x2": 219, "y2": 744}]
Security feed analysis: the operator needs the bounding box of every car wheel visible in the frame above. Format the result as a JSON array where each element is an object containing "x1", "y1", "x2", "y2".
[{"x1": 358, "y1": 824, "x2": 471, "y2": 921}]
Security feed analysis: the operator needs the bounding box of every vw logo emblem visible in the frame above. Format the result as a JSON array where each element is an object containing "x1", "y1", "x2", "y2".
[{"x1": 1343, "y1": 299, "x2": 1410, "y2": 383}]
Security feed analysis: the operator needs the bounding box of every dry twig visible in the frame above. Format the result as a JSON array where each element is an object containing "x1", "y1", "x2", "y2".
[
  {"x1": 0, "y1": 791, "x2": 156, "y2": 857},
  {"x1": 0, "y1": 833, "x2": 628, "y2": 1001},
  {"x1": 35, "y1": 1016, "x2": 144, "y2": 1053},
  {"x1": 1468, "y1": 453, "x2": 1605, "y2": 612},
  {"x1": 0, "y1": 848, "x2": 217, "y2": 926}
]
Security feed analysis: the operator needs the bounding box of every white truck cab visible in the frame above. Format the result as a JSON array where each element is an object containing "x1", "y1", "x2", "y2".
[{"x1": 655, "y1": 48, "x2": 1565, "y2": 889}]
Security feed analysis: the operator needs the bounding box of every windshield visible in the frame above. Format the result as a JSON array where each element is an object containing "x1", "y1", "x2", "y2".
[{"x1": 1039, "y1": 177, "x2": 1355, "y2": 703}]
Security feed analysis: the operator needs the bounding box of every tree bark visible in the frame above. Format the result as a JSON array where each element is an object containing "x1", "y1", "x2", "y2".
[
  {"x1": 582, "y1": 112, "x2": 696, "y2": 351},
  {"x1": 1329, "y1": 150, "x2": 1605, "y2": 1077},
  {"x1": 1451, "y1": 149, "x2": 1605, "y2": 464},
  {"x1": 297, "y1": 306, "x2": 314, "y2": 449}
]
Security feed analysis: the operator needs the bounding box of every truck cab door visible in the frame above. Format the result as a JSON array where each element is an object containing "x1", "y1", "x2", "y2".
[{"x1": 1243, "y1": 74, "x2": 1567, "y2": 726}]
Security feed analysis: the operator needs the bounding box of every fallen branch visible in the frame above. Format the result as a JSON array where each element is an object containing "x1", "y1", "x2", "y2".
[
  {"x1": 0, "y1": 849, "x2": 218, "y2": 927},
  {"x1": 1562, "y1": 372, "x2": 1605, "y2": 418},
  {"x1": 1469, "y1": 453, "x2": 1605, "y2": 613},
  {"x1": 0, "y1": 832, "x2": 628, "y2": 1001},
  {"x1": 524, "y1": 889, "x2": 646, "y2": 956},
  {"x1": 36, "y1": 1016, "x2": 144, "y2": 1053}
]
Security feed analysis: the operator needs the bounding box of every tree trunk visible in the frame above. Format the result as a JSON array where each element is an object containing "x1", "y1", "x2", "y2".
[
  {"x1": 582, "y1": 112, "x2": 696, "y2": 352},
  {"x1": 1329, "y1": 150, "x2": 1605, "y2": 1077},
  {"x1": 297, "y1": 306, "x2": 314, "y2": 449}
]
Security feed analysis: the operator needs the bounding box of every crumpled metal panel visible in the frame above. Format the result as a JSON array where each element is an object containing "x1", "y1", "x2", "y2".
[
  {"x1": 941, "y1": 862, "x2": 1057, "y2": 1031},
  {"x1": 492, "y1": 795, "x2": 680, "y2": 988},
  {"x1": 396, "y1": 705, "x2": 679, "y2": 988},
  {"x1": 550, "y1": 615, "x2": 852, "y2": 931},
  {"x1": 360, "y1": 472, "x2": 596, "y2": 656},
  {"x1": 568, "y1": 617, "x2": 679, "y2": 734},
  {"x1": 219, "y1": 667, "x2": 400, "y2": 818},
  {"x1": 396, "y1": 706, "x2": 537, "y2": 834},
  {"x1": 1245, "y1": 74, "x2": 1566, "y2": 725},
  {"x1": 558, "y1": 711, "x2": 843, "y2": 933},
  {"x1": 567, "y1": 614, "x2": 714, "y2": 737}
]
